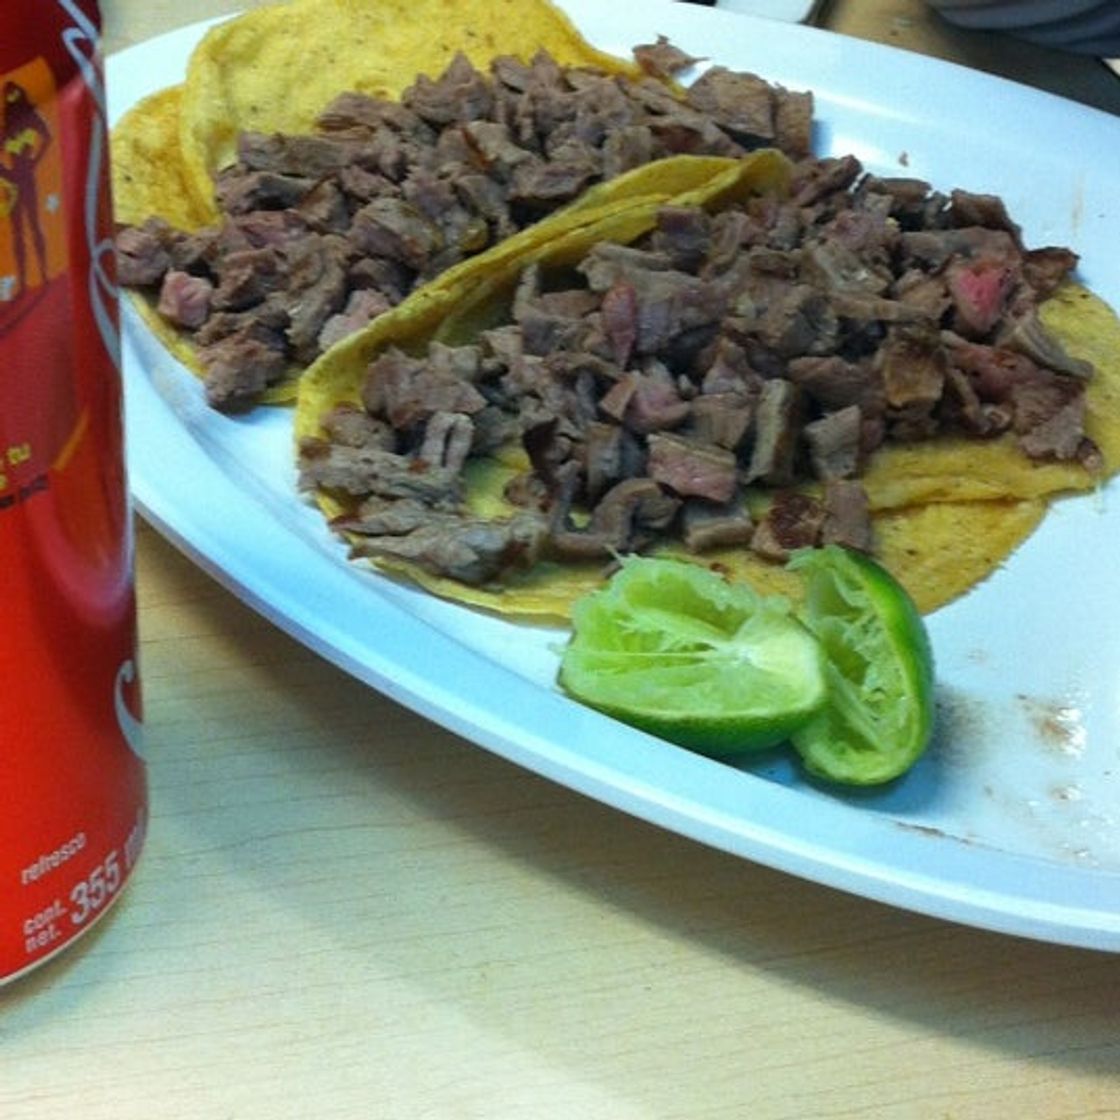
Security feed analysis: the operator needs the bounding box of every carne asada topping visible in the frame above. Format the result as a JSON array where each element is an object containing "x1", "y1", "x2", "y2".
[
  {"x1": 632, "y1": 36, "x2": 703, "y2": 82},
  {"x1": 116, "y1": 47, "x2": 815, "y2": 411},
  {"x1": 347, "y1": 509, "x2": 547, "y2": 587},
  {"x1": 298, "y1": 149, "x2": 1099, "y2": 587},
  {"x1": 749, "y1": 491, "x2": 826, "y2": 561}
]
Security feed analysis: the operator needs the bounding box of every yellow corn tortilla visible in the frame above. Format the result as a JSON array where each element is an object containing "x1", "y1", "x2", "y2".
[
  {"x1": 111, "y1": 87, "x2": 215, "y2": 231},
  {"x1": 295, "y1": 149, "x2": 1119, "y2": 619}
]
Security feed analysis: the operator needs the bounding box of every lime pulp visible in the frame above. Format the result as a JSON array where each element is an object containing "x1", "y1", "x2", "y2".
[
  {"x1": 557, "y1": 556, "x2": 828, "y2": 754},
  {"x1": 788, "y1": 545, "x2": 936, "y2": 785}
]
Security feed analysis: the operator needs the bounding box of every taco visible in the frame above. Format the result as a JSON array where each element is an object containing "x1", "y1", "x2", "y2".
[
  {"x1": 113, "y1": 0, "x2": 645, "y2": 229},
  {"x1": 294, "y1": 150, "x2": 1120, "y2": 618},
  {"x1": 111, "y1": 0, "x2": 814, "y2": 409}
]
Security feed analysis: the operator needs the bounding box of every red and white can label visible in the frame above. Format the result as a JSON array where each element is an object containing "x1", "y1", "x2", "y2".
[{"x1": 1, "y1": 0, "x2": 147, "y2": 984}]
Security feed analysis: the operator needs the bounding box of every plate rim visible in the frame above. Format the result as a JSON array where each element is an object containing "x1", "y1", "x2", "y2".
[{"x1": 108, "y1": 1, "x2": 1120, "y2": 951}]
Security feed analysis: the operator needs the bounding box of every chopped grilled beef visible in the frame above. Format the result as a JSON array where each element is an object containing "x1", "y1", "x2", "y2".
[
  {"x1": 893, "y1": 268, "x2": 951, "y2": 320},
  {"x1": 773, "y1": 89, "x2": 814, "y2": 161},
  {"x1": 948, "y1": 189, "x2": 1023, "y2": 246},
  {"x1": 199, "y1": 326, "x2": 289, "y2": 411},
  {"x1": 600, "y1": 370, "x2": 691, "y2": 434},
  {"x1": 350, "y1": 196, "x2": 442, "y2": 271},
  {"x1": 319, "y1": 402, "x2": 396, "y2": 451},
  {"x1": 317, "y1": 90, "x2": 435, "y2": 142},
  {"x1": 1022, "y1": 246, "x2": 1079, "y2": 301},
  {"x1": 419, "y1": 412, "x2": 476, "y2": 473},
  {"x1": 877, "y1": 324, "x2": 947, "y2": 413},
  {"x1": 210, "y1": 245, "x2": 284, "y2": 312},
  {"x1": 302, "y1": 146, "x2": 1096, "y2": 583},
  {"x1": 685, "y1": 67, "x2": 778, "y2": 147},
  {"x1": 333, "y1": 497, "x2": 434, "y2": 536},
  {"x1": 600, "y1": 280, "x2": 640, "y2": 367},
  {"x1": 157, "y1": 270, "x2": 213, "y2": 329},
  {"x1": 548, "y1": 465, "x2": 679, "y2": 559},
  {"x1": 746, "y1": 379, "x2": 802, "y2": 486},
  {"x1": 651, "y1": 206, "x2": 712, "y2": 272},
  {"x1": 297, "y1": 181, "x2": 349, "y2": 234},
  {"x1": 298, "y1": 438, "x2": 462, "y2": 506},
  {"x1": 750, "y1": 491, "x2": 826, "y2": 561},
  {"x1": 117, "y1": 35, "x2": 1097, "y2": 584},
  {"x1": 366, "y1": 346, "x2": 488, "y2": 430},
  {"x1": 403, "y1": 52, "x2": 494, "y2": 126},
  {"x1": 899, "y1": 226, "x2": 1019, "y2": 274},
  {"x1": 804, "y1": 404, "x2": 862, "y2": 481},
  {"x1": 238, "y1": 131, "x2": 376, "y2": 178},
  {"x1": 1020, "y1": 398, "x2": 1099, "y2": 468},
  {"x1": 318, "y1": 288, "x2": 393, "y2": 352},
  {"x1": 946, "y1": 258, "x2": 1016, "y2": 337},
  {"x1": 214, "y1": 169, "x2": 314, "y2": 215},
  {"x1": 349, "y1": 510, "x2": 547, "y2": 586},
  {"x1": 755, "y1": 283, "x2": 838, "y2": 357},
  {"x1": 284, "y1": 236, "x2": 352, "y2": 362},
  {"x1": 789, "y1": 154, "x2": 861, "y2": 207},
  {"x1": 786, "y1": 355, "x2": 879, "y2": 412},
  {"x1": 997, "y1": 309, "x2": 1094, "y2": 379},
  {"x1": 681, "y1": 500, "x2": 754, "y2": 551},
  {"x1": 684, "y1": 66, "x2": 814, "y2": 159},
  {"x1": 646, "y1": 433, "x2": 739, "y2": 503},
  {"x1": 944, "y1": 335, "x2": 1099, "y2": 462},
  {"x1": 633, "y1": 35, "x2": 702, "y2": 80},
  {"x1": 195, "y1": 294, "x2": 289, "y2": 348},
  {"x1": 116, "y1": 45, "x2": 821, "y2": 411},
  {"x1": 688, "y1": 392, "x2": 754, "y2": 451},
  {"x1": 583, "y1": 421, "x2": 645, "y2": 502},
  {"x1": 821, "y1": 479, "x2": 872, "y2": 552},
  {"x1": 116, "y1": 218, "x2": 175, "y2": 286}
]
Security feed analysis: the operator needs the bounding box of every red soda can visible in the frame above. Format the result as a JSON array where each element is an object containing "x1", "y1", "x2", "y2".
[{"x1": 0, "y1": 0, "x2": 147, "y2": 984}]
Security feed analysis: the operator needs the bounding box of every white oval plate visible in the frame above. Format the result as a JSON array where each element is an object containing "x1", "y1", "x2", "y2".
[{"x1": 108, "y1": 0, "x2": 1120, "y2": 950}]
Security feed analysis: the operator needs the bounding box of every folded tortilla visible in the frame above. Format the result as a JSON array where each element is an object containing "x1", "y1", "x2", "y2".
[{"x1": 295, "y1": 155, "x2": 1120, "y2": 618}]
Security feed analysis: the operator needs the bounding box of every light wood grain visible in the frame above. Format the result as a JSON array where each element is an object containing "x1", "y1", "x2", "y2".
[
  {"x1": 3, "y1": 4, "x2": 1118, "y2": 1117},
  {"x1": 5, "y1": 524, "x2": 1120, "y2": 1117}
]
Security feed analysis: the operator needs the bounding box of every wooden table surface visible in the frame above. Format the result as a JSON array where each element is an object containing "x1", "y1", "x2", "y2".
[{"x1": 3, "y1": 2, "x2": 1119, "y2": 1117}]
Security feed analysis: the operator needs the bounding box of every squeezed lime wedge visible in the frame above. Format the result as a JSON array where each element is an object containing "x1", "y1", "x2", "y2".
[
  {"x1": 558, "y1": 556, "x2": 827, "y2": 754},
  {"x1": 789, "y1": 545, "x2": 936, "y2": 785}
]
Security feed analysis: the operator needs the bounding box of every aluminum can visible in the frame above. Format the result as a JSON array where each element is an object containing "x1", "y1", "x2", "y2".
[{"x1": 1, "y1": 0, "x2": 147, "y2": 984}]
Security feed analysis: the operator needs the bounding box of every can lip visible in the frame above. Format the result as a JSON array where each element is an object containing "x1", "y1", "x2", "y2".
[{"x1": 0, "y1": 874, "x2": 139, "y2": 989}]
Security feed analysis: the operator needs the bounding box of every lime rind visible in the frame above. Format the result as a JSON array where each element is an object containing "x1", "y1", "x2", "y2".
[
  {"x1": 557, "y1": 550, "x2": 934, "y2": 781},
  {"x1": 788, "y1": 546, "x2": 935, "y2": 785}
]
